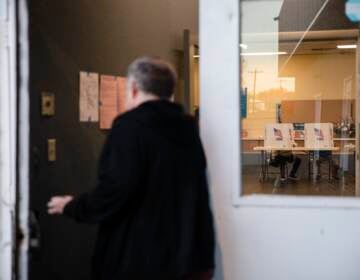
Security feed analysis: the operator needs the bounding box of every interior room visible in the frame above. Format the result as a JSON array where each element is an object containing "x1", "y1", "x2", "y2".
[
  {"x1": 187, "y1": 0, "x2": 358, "y2": 197},
  {"x1": 239, "y1": 0, "x2": 358, "y2": 196}
]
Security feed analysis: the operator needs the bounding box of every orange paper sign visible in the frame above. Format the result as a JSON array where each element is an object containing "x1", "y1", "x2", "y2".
[
  {"x1": 100, "y1": 75, "x2": 127, "y2": 129},
  {"x1": 117, "y1": 77, "x2": 127, "y2": 115},
  {"x1": 100, "y1": 75, "x2": 118, "y2": 129}
]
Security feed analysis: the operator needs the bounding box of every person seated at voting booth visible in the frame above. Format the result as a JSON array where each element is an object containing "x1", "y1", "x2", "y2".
[
  {"x1": 305, "y1": 123, "x2": 339, "y2": 180},
  {"x1": 270, "y1": 152, "x2": 301, "y2": 182},
  {"x1": 315, "y1": 151, "x2": 339, "y2": 180},
  {"x1": 265, "y1": 124, "x2": 302, "y2": 182}
]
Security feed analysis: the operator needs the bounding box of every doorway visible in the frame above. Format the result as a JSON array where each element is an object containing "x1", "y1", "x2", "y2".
[{"x1": 19, "y1": 1, "x2": 199, "y2": 280}]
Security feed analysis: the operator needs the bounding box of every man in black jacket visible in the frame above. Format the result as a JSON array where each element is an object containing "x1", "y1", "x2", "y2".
[{"x1": 48, "y1": 57, "x2": 215, "y2": 280}]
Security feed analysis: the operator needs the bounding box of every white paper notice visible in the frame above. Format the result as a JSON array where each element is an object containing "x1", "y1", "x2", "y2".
[{"x1": 79, "y1": 72, "x2": 99, "y2": 122}]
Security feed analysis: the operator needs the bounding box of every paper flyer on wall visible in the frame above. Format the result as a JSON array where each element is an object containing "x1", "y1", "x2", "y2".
[
  {"x1": 100, "y1": 75, "x2": 118, "y2": 129},
  {"x1": 79, "y1": 72, "x2": 99, "y2": 122}
]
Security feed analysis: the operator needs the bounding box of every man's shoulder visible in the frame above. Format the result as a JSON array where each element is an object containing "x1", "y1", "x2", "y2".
[{"x1": 110, "y1": 110, "x2": 142, "y2": 135}]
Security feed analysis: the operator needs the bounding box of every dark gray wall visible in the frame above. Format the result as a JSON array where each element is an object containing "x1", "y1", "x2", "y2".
[{"x1": 28, "y1": 1, "x2": 198, "y2": 279}]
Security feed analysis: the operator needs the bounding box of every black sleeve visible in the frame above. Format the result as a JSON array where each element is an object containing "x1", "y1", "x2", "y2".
[
  {"x1": 63, "y1": 119, "x2": 143, "y2": 224},
  {"x1": 196, "y1": 162, "x2": 215, "y2": 270},
  {"x1": 194, "y1": 131, "x2": 215, "y2": 270}
]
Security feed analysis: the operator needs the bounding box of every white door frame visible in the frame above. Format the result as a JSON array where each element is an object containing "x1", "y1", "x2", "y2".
[
  {"x1": 17, "y1": 0, "x2": 30, "y2": 279},
  {"x1": 0, "y1": 0, "x2": 17, "y2": 279}
]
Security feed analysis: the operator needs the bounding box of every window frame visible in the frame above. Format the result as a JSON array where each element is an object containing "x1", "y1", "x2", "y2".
[{"x1": 200, "y1": 0, "x2": 360, "y2": 209}]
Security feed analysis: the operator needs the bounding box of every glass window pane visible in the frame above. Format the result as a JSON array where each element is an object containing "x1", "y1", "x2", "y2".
[{"x1": 240, "y1": 0, "x2": 358, "y2": 196}]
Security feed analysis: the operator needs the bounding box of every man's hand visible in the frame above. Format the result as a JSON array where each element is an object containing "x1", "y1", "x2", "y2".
[{"x1": 47, "y1": 196, "x2": 73, "y2": 215}]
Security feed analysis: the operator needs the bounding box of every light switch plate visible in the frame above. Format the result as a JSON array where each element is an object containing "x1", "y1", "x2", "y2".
[
  {"x1": 47, "y1": 139, "x2": 56, "y2": 162},
  {"x1": 41, "y1": 92, "x2": 55, "y2": 116}
]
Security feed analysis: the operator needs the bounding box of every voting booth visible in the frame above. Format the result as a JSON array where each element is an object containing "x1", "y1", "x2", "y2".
[
  {"x1": 304, "y1": 123, "x2": 334, "y2": 149},
  {"x1": 264, "y1": 123, "x2": 294, "y2": 148}
]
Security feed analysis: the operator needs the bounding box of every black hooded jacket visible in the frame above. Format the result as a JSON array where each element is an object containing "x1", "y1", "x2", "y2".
[{"x1": 64, "y1": 100, "x2": 215, "y2": 280}]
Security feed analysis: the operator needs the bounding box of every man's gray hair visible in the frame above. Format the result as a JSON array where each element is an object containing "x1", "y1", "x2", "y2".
[{"x1": 127, "y1": 57, "x2": 177, "y2": 99}]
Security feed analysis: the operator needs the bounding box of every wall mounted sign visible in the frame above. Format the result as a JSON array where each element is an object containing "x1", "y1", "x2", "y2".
[
  {"x1": 100, "y1": 75, "x2": 118, "y2": 129},
  {"x1": 117, "y1": 77, "x2": 127, "y2": 115},
  {"x1": 79, "y1": 71, "x2": 99, "y2": 122},
  {"x1": 99, "y1": 75, "x2": 127, "y2": 129}
]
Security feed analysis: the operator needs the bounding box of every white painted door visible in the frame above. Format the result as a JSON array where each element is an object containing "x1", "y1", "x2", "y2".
[
  {"x1": 200, "y1": 0, "x2": 360, "y2": 279},
  {"x1": 0, "y1": 0, "x2": 17, "y2": 279}
]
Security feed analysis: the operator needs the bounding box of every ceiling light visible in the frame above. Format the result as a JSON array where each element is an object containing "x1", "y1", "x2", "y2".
[
  {"x1": 241, "y1": 51, "x2": 287, "y2": 56},
  {"x1": 194, "y1": 50, "x2": 287, "y2": 58},
  {"x1": 240, "y1": 44, "x2": 248, "y2": 49},
  {"x1": 337, "y1": 44, "x2": 357, "y2": 49}
]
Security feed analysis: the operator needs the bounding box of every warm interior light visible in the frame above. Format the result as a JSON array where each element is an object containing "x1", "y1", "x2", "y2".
[
  {"x1": 241, "y1": 51, "x2": 287, "y2": 56},
  {"x1": 337, "y1": 44, "x2": 357, "y2": 49},
  {"x1": 240, "y1": 43, "x2": 248, "y2": 49},
  {"x1": 194, "y1": 51, "x2": 287, "y2": 58}
]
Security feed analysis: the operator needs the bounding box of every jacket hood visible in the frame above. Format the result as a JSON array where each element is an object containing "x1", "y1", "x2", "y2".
[{"x1": 129, "y1": 100, "x2": 199, "y2": 147}]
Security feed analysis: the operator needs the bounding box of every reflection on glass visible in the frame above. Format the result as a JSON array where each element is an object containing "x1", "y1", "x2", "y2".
[{"x1": 241, "y1": 0, "x2": 358, "y2": 197}]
